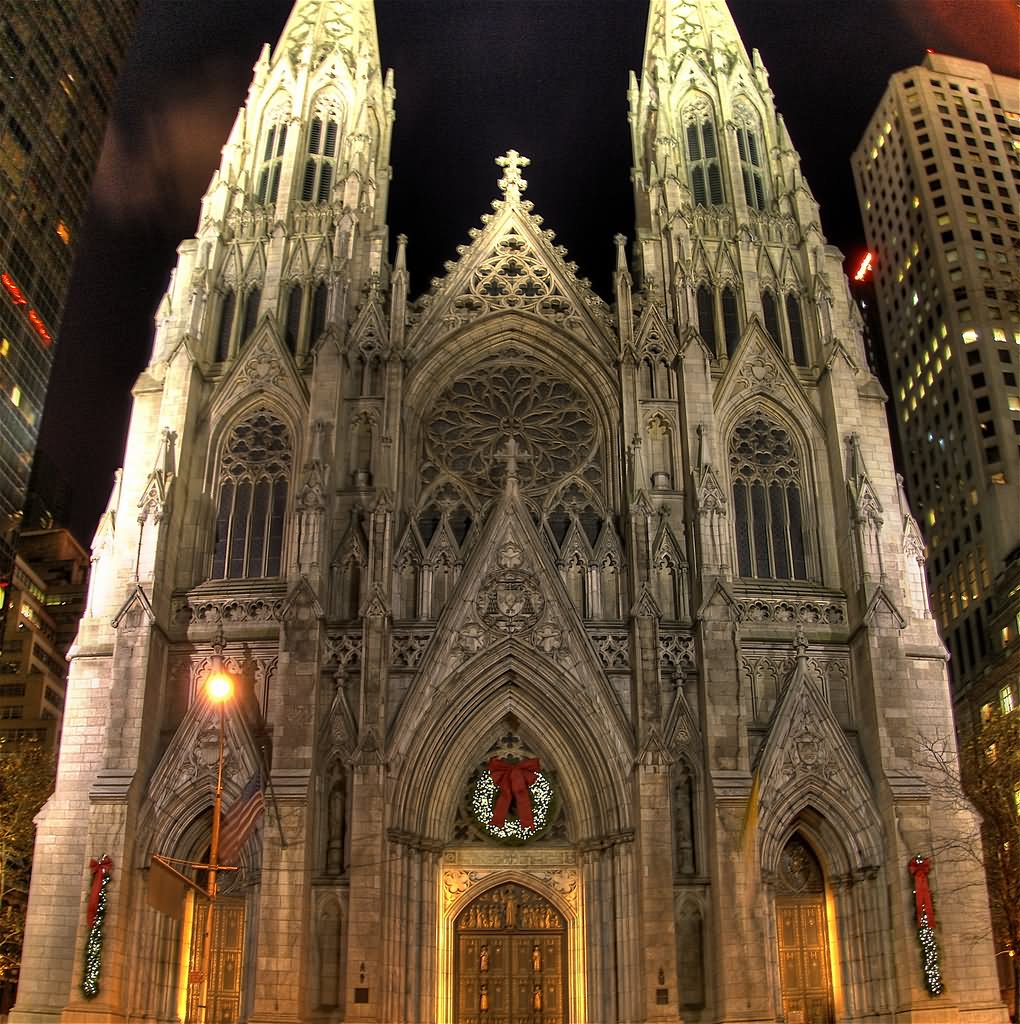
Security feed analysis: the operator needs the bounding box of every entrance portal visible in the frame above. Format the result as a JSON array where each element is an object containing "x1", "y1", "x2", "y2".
[
  {"x1": 455, "y1": 883, "x2": 567, "y2": 1024},
  {"x1": 185, "y1": 897, "x2": 245, "y2": 1023},
  {"x1": 775, "y1": 835, "x2": 834, "y2": 1024}
]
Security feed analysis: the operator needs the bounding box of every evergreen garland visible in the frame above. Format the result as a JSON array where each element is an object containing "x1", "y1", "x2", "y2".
[
  {"x1": 917, "y1": 909, "x2": 945, "y2": 996},
  {"x1": 81, "y1": 867, "x2": 111, "y2": 998}
]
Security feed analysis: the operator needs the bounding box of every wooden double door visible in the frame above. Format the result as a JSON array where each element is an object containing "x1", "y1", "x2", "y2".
[
  {"x1": 775, "y1": 836, "x2": 835, "y2": 1024},
  {"x1": 455, "y1": 883, "x2": 566, "y2": 1024}
]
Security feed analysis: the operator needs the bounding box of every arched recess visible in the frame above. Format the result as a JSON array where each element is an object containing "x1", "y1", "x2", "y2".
[
  {"x1": 200, "y1": 387, "x2": 306, "y2": 585},
  {"x1": 759, "y1": 798, "x2": 886, "y2": 1023},
  {"x1": 130, "y1": 793, "x2": 262, "y2": 1024},
  {"x1": 401, "y1": 314, "x2": 622, "y2": 511},
  {"x1": 440, "y1": 871, "x2": 584, "y2": 1024},
  {"x1": 716, "y1": 394, "x2": 830, "y2": 586},
  {"x1": 388, "y1": 641, "x2": 632, "y2": 844}
]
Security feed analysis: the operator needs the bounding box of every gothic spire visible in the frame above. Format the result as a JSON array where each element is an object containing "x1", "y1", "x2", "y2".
[
  {"x1": 273, "y1": 0, "x2": 380, "y2": 72},
  {"x1": 643, "y1": 0, "x2": 752, "y2": 78}
]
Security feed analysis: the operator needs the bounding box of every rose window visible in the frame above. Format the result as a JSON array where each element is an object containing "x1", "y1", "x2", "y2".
[{"x1": 425, "y1": 351, "x2": 600, "y2": 498}]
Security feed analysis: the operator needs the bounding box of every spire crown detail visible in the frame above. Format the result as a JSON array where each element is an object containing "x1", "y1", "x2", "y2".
[{"x1": 276, "y1": 0, "x2": 371, "y2": 70}]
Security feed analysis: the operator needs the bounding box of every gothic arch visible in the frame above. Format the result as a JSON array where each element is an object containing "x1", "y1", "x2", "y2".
[
  {"x1": 445, "y1": 870, "x2": 577, "y2": 927},
  {"x1": 403, "y1": 315, "x2": 620, "y2": 460},
  {"x1": 388, "y1": 642, "x2": 632, "y2": 843},
  {"x1": 716, "y1": 392, "x2": 830, "y2": 584},
  {"x1": 402, "y1": 319, "x2": 622, "y2": 516}
]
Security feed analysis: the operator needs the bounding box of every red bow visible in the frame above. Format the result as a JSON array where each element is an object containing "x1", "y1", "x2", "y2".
[
  {"x1": 488, "y1": 757, "x2": 540, "y2": 830},
  {"x1": 87, "y1": 855, "x2": 113, "y2": 929},
  {"x1": 908, "y1": 856, "x2": 935, "y2": 929}
]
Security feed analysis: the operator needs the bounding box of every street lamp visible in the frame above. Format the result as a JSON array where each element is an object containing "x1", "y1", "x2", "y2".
[{"x1": 198, "y1": 652, "x2": 233, "y2": 1024}]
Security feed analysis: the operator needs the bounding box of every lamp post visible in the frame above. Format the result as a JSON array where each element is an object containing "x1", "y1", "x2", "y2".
[{"x1": 198, "y1": 654, "x2": 234, "y2": 1024}]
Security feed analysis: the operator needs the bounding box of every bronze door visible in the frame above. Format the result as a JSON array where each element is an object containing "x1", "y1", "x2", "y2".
[
  {"x1": 186, "y1": 898, "x2": 245, "y2": 1023},
  {"x1": 455, "y1": 883, "x2": 566, "y2": 1024},
  {"x1": 775, "y1": 836, "x2": 834, "y2": 1024}
]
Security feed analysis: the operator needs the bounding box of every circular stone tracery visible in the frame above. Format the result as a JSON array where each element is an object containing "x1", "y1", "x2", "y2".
[{"x1": 425, "y1": 354, "x2": 599, "y2": 497}]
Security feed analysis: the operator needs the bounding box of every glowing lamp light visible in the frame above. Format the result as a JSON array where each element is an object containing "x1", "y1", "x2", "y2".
[
  {"x1": 854, "y1": 252, "x2": 874, "y2": 281},
  {"x1": 206, "y1": 660, "x2": 234, "y2": 703}
]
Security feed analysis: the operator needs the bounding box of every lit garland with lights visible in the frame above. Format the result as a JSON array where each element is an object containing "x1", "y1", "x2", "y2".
[
  {"x1": 81, "y1": 855, "x2": 113, "y2": 999},
  {"x1": 908, "y1": 854, "x2": 944, "y2": 996}
]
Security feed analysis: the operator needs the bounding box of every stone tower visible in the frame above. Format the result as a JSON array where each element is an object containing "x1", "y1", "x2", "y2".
[{"x1": 12, "y1": 1, "x2": 1007, "y2": 1022}]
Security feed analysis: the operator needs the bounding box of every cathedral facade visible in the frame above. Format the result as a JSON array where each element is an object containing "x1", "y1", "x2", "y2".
[{"x1": 12, "y1": 2, "x2": 1008, "y2": 1023}]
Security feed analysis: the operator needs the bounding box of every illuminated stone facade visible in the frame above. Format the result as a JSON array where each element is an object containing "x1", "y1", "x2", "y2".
[{"x1": 13, "y1": 2, "x2": 1008, "y2": 1022}]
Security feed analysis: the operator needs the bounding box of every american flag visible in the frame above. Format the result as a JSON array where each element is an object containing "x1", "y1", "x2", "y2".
[{"x1": 218, "y1": 768, "x2": 264, "y2": 865}]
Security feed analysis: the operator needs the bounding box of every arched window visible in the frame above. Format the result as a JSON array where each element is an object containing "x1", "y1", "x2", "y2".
[
  {"x1": 786, "y1": 293, "x2": 808, "y2": 366},
  {"x1": 211, "y1": 409, "x2": 292, "y2": 579},
  {"x1": 696, "y1": 284, "x2": 718, "y2": 355},
  {"x1": 729, "y1": 412, "x2": 808, "y2": 580},
  {"x1": 255, "y1": 118, "x2": 288, "y2": 205},
  {"x1": 302, "y1": 111, "x2": 340, "y2": 203},
  {"x1": 761, "y1": 290, "x2": 782, "y2": 347},
  {"x1": 735, "y1": 116, "x2": 767, "y2": 211},
  {"x1": 215, "y1": 289, "x2": 236, "y2": 362},
  {"x1": 309, "y1": 280, "x2": 328, "y2": 344},
  {"x1": 240, "y1": 287, "x2": 260, "y2": 348},
  {"x1": 684, "y1": 102, "x2": 723, "y2": 207},
  {"x1": 721, "y1": 286, "x2": 741, "y2": 357},
  {"x1": 284, "y1": 284, "x2": 302, "y2": 354}
]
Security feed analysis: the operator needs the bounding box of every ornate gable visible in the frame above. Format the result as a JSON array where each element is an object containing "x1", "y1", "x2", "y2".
[
  {"x1": 407, "y1": 152, "x2": 615, "y2": 353},
  {"x1": 754, "y1": 643, "x2": 882, "y2": 870},
  {"x1": 395, "y1": 473, "x2": 628, "y2": 720},
  {"x1": 713, "y1": 318, "x2": 820, "y2": 428},
  {"x1": 210, "y1": 316, "x2": 309, "y2": 419}
]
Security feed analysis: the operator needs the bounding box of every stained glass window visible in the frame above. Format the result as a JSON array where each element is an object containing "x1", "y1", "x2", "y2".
[
  {"x1": 729, "y1": 413, "x2": 808, "y2": 580},
  {"x1": 255, "y1": 120, "x2": 287, "y2": 205},
  {"x1": 786, "y1": 293, "x2": 808, "y2": 366},
  {"x1": 211, "y1": 410, "x2": 292, "y2": 579},
  {"x1": 696, "y1": 285, "x2": 718, "y2": 355},
  {"x1": 685, "y1": 103, "x2": 724, "y2": 207},
  {"x1": 761, "y1": 290, "x2": 782, "y2": 347}
]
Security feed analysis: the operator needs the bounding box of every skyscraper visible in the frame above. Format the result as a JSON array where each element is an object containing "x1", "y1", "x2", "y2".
[
  {"x1": 852, "y1": 54, "x2": 1020, "y2": 726},
  {"x1": 13, "y1": 3, "x2": 1008, "y2": 1022},
  {"x1": 0, "y1": 1, "x2": 140, "y2": 587}
]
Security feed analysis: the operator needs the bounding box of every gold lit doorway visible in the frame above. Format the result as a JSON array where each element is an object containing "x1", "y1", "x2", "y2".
[
  {"x1": 184, "y1": 897, "x2": 245, "y2": 1023},
  {"x1": 455, "y1": 883, "x2": 567, "y2": 1024},
  {"x1": 775, "y1": 835, "x2": 834, "y2": 1024}
]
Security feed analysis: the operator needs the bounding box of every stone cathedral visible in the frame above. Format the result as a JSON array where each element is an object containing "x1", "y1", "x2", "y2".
[{"x1": 12, "y1": 1, "x2": 1009, "y2": 1023}]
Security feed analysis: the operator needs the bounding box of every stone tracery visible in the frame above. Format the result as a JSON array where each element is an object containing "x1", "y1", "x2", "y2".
[{"x1": 424, "y1": 350, "x2": 601, "y2": 499}]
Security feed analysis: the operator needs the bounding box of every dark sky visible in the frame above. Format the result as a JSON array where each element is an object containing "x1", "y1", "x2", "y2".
[{"x1": 41, "y1": 0, "x2": 1018, "y2": 541}]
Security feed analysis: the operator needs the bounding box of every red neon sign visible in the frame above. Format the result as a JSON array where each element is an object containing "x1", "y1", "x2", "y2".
[
  {"x1": 27, "y1": 309, "x2": 52, "y2": 346},
  {"x1": 854, "y1": 252, "x2": 874, "y2": 282},
  {"x1": 1, "y1": 272, "x2": 28, "y2": 306}
]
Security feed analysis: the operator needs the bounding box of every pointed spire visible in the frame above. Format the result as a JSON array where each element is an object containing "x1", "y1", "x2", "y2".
[
  {"x1": 646, "y1": 0, "x2": 751, "y2": 74},
  {"x1": 274, "y1": 0, "x2": 377, "y2": 70}
]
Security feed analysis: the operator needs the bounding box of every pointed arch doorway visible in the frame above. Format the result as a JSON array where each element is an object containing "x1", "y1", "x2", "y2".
[
  {"x1": 454, "y1": 883, "x2": 567, "y2": 1024},
  {"x1": 774, "y1": 835, "x2": 835, "y2": 1024}
]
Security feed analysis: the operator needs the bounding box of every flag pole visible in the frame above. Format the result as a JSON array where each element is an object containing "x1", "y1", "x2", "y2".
[{"x1": 234, "y1": 698, "x2": 288, "y2": 850}]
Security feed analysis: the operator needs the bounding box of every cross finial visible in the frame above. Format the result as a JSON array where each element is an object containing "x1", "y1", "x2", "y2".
[
  {"x1": 495, "y1": 435, "x2": 531, "y2": 496},
  {"x1": 496, "y1": 150, "x2": 531, "y2": 203}
]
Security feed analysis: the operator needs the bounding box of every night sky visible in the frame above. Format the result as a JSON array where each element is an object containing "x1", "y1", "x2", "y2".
[{"x1": 39, "y1": 0, "x2": 1017, "y2": 542}]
